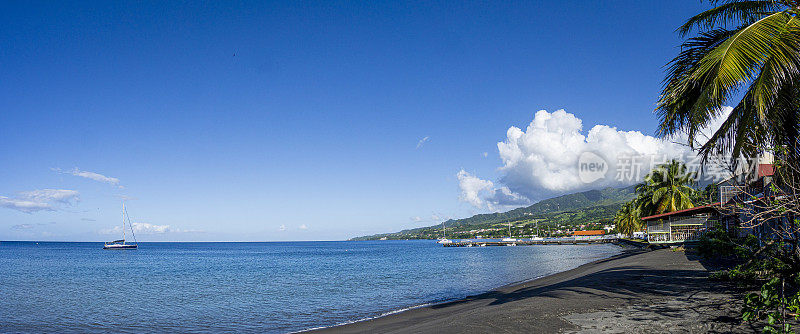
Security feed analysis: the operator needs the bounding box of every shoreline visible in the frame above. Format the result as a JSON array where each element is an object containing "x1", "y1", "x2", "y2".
[
  {"x1": 301, "y1": 245, "x2": 624, "y2": 333},
  {"x1": 309, "y1": 248, "x2": 754, "y2": 333},
  {"x1": 299, "y1": 272, "x2": 553, "y2": 334}
]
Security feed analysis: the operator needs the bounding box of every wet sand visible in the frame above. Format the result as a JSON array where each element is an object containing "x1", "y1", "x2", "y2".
[{"x1": 310, "y1": 248, "x2": 755, "y2": 333}]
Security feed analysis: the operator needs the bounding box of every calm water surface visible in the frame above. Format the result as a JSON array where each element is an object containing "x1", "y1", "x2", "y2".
[{"x1": 0, "y1": 241, "x2": 621, "y2": 333}]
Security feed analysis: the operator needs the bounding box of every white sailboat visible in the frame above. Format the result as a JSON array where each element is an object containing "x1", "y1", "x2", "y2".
[
  {"x1": 501, "y1": 221, "x2": 517, "y2": 243},
  {"x1": 531, "y1": 221, "x2": 543, "y2": 240},
  {"x1": 437, "y1": 221, "x2": 452, "y2": 244},
  {"x1": 103, "y1": 203, "x2": 138, "y2": 250}
]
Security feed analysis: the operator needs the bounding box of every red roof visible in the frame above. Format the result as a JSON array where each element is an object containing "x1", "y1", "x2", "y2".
[
  {"x1": 572, "y1": 230, "x2": 605, "y2": 236},
  {"x1": 758, "y1": 164, "x2": 774, "y2": 177},
  {"x1": 640, "y1": 203, "x2": 721, "y2": 221},
  {"x1": 716, "y1": 164, "x2": 773, "y2": 185}
]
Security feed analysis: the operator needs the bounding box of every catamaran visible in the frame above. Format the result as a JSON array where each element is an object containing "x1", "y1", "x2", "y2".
[{"x1": 103, "y1": 203, "x2": 138, "y2": 250}]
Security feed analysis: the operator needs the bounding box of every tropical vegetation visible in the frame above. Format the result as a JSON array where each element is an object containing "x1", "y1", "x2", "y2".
[
  {"x1": 635, "y1": 160, "x2": 698, "y2": 215},
  {"x1": 660, "y1": 1, "x2": 800, "y2": 332},
  {"x1": 613, "y1": 160, "x2": 698, "y2": 237},
  {"x1": 656, "y1": 0, "x2": 800, "y2": 163},
  {"x1": 613, "y1": 201, "x2": 641, "y2": 237}
]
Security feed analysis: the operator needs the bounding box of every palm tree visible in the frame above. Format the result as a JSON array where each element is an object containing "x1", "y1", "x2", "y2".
[
  {"x1": 635, "y1": 160, "x2": 698, "y2": 215},
  {"x1": 614, "y1": 201, "x2": 641, "y2": 237},
  {"x1": 657, "y1": 0, "x2": 800, "y2": 163}
]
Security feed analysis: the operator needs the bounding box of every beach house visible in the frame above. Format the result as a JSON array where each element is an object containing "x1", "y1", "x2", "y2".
[
  {"x1": 641, "y1": 158, "x2": 776, "y2": 245},
  {"x1": 640, "y1": 203, "x2": 723, "y2": 244}
]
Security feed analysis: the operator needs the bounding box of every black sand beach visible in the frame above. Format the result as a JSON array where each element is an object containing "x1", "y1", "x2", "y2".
[{"x1": 311, "y1": 248, "x2": 756, "y2": 333}]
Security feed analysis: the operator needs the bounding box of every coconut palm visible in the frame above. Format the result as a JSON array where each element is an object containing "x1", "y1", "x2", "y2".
[
  {"x1": 614, "y1": 201, "x2": 641, "y2": 237},
  {"x1": 635, "y1": 160, "x2": 698, "y2": 215},
  {"x1": 657, "y1": 0, "x2": 800, "y2": 162}
]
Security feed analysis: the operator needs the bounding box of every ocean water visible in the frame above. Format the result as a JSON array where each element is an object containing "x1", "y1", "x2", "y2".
[{"x1": 0, "y1": 240, "x2": 621, "y2": 333}]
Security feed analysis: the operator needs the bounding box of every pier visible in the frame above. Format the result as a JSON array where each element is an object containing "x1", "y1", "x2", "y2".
[{"x1": 441, "y1": 238, "x2": 619, "y2": 247}]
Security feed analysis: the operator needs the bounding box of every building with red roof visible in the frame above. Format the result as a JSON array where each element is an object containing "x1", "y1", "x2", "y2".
[
  {"x1": 641, "y1": 159, "x2": 775, "y2": 244},
  {"x1": 572, "y1": 230, "x2": 605, "y2": 241}
]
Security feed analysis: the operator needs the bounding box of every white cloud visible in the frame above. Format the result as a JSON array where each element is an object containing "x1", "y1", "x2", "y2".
[
  {"x1": 416, "y1": 136, "x2": 430, "y2": 149},
  {"x1": 53, "y1": 168, "x2": 120, "y2": 187},
  {"x1": 299, "y1": 224, "x2": 308, "y2": 230},
  {"x1": 19, "y1": 189, "x2": 80, "y2": 204},
  {"x1": 457, "y1": 170, "x2": 495, "y2": 207},
  {"x1": 278, "y1": 224, "x2": 287, "y2": 231},
  {"x1": 0, "y1": 189, "x2": 80, "y2": 213},
  {"x1": 457, "y1": 170, "x2": 528, "y2": 210},
  {"x1": 482, "y1": 152, "x2": 489, "y2": 158},
  {"x1": 457, "y1": 108, "x2": 728, "y2": 209},
  {"x1": 11, "y1": 224, "x2": 34, "y2": 230},
  {"x1": 411, "y1": 216, "x2": 422, "y2": 222},
  {"x1": 100, "y1": 222, "x2": 201, "y2": 235},
  {"x1": 0, "y1": 197, "x2": 54, "y2": 213}
]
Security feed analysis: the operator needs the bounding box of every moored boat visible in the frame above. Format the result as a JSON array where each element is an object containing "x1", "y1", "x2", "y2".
[
  {"x1": 103, "y1": 240, "x2": 137, "y2": 249},
  {"x1": 103, "y1": 203, "x2": 138, "y2": 250}
]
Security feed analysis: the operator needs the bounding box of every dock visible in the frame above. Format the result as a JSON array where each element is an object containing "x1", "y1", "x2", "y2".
[{"x1": 441, "y1": 238, "x2": 619, "y2": 247}]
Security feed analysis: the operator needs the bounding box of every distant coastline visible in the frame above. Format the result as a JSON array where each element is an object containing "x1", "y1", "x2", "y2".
[{"x1": 353, "y1": 187, "x2": 634, "y2": 241}]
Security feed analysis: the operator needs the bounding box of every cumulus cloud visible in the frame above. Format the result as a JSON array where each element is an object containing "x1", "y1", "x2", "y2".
[
  {"x1": 411, "y1": 216, "x2": 423, "y2": 222},
  {"x1": 457, "y1": 170, "x2": 495, "y2": 207},
  {"x1": 278, "y1": 224, "x2": 287, "y2": 231},
  {"x1": 0, "y1": 189, "x2": 80, "y2": 213},
  {"x1": 53, "y1": 168, "x2": 121, "y2": 187},
  {"x1": 457, "y1": 170, "x2": 529, "y2": 210},
  {"x1": 299, "y1": 224, "x2": 309, "y2": 230},
  {"x1": 457, "y1": 108, "x2": 727, "y2": 210},
  {"x1": 100, "y1": 222, "x2": 201, "y2": 235},
  {"x1": 416, "y1": 136, "x2": 430, "y2": 149}
]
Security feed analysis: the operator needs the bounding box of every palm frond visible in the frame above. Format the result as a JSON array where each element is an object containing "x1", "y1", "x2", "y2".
[
  {"x1": 677, "y1": 0, "x2": 781, "y2": 37},
  {"x1": 695, "y1": 14, "x2": 800, "y2": 159},
  {"x1": 659, "y1": 11, "x2": 800, "y2": 147},
  {"x1": 658, "y1": 28, "x2": 738, "y2": 139}
]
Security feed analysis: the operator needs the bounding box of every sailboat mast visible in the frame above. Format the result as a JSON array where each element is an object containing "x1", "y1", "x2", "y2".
[{"x1": 122, "y1": 202, "x2": 126, "y2": 244}]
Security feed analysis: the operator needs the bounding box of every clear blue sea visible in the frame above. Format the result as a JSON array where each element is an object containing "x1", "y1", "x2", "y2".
[{"x1": 0, "y1": 240, "x2": 621, "y2": 333}]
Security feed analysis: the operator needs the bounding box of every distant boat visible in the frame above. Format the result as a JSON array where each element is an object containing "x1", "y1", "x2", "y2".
[
  {"x1": 103, "y1": 203, "x2": 138, "y2": 250},
  {"x1": 531, "y1": 236, "x2": 544, "y2": 241},
  {"x1": 502, "y1": 221, "x2": 517, "y2": 242},
  {"x1": 437, "y1": 220, "x2": 451, "y2": 244}
]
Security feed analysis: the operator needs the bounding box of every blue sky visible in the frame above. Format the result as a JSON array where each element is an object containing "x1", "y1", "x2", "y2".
[{"x1": 0, "y1": 1, "x2": 708, "y2": 241}]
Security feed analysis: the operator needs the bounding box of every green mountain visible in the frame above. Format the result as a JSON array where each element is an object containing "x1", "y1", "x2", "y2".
[
  {"x1": 351, "y1": 186, "x2": 635, "y2": 240},
  {"x1": 446, "y1": 186, "x2": 635, "y2": 227}
]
